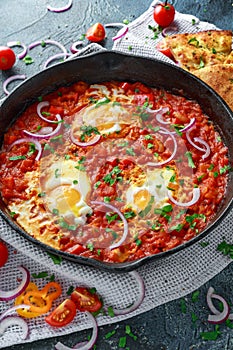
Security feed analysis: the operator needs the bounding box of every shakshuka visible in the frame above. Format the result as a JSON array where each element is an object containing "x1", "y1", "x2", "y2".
[{"x1": 0, "y1": 81, "x2": 230, "y2": 263}]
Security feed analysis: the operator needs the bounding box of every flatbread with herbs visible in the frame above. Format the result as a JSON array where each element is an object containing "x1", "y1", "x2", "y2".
[
  {"x1": 193, "y1": 64, "x2": 233, "y2": 110},
  {"x1": 163, "y1": 30, "x2": 232, "y2": 72}
]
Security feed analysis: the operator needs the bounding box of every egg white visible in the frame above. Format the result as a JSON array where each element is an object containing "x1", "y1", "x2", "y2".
[
  {"x1": 41, "y1": 159, "x2": 92, "y2": 225},
  {"x1": 125, "y1": 167, "x2": 176, "y2": 213}
]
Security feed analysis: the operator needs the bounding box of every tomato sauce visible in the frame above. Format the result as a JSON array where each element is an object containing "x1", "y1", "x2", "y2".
[{"x1": 0, "y1": 81, "x2": 230, "y2": 263}]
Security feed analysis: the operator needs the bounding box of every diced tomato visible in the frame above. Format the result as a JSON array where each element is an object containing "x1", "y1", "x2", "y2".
[
  {"x1": 45, "y1": 299, "x2": 77, "y2": 327},
  {"x1": 66, "y1": 243, "x2": 86, "y2": 255},
  {"x1": 20, "y1": 159, "x2": 34, "y2": 173},
  {"x1": 48, "y1": 105, "x2": 64, "y2": 116},
  {"x1": 1, "y1": 177, "x2": 15, "y2": 189},
  {"x1": 156, "y1": 41, "x2": 174, "y2": 60}
]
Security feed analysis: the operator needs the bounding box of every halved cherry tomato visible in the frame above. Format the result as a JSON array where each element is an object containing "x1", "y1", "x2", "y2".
[
  {"x1": 71, "y1": 287, "x2": 102, "y2": 313},
  {"x1": 86, "y1": 23, "x2": 106, "y2": 43},
  {"x1": 156, "y1": 41, "x2": 174, "y2": 60},
  {"x1": 0, "y1": 46, "x2": 16, "y2": 70},
  {"x1": 0, "y1": 241, "x2": 8, "y2": 267},
  {"x1": 45, "y1": 299, "x2": 77, "y2": 327},
  {"x1": 153, "y1": 1, "x2": 175, "y2": 28},
  {"x1": 15, "y1": 282, "x2": 44, "y2": 318}
]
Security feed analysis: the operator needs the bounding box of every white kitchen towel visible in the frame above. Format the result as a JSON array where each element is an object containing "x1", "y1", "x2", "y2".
[{"x1": 0, "y1": 1, "x2": 232, "y2": 348}]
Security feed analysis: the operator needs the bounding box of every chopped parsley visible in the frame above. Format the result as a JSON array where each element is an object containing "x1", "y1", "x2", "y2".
[
  {"x1": 80, "y1": 125, "x2": 100, "y2": 141},
  {"x1": 185, "y1": 151, "x2": 196, "y2": 168},
  {"x1": 139, "y1": 196, "x2": 154, "y2": 218},
  {"x1": 9, "y1": 155, "x2": 26, "y2": 161},
  {"x1": 47, "y1": 252, "x2": 62, "y2": 265},
  {"x1": 103, "y1": 166, "x2": 123, "y2": 186},
  {"x1": 217, "y1": 240, "x2": 233, "y2": 259},
  {"x1": 200, "y1": 325, "x2": 221, "y2": 341},
  {"x1": 32, "y1": 271, "x2": 49, "y2": 279},
  {"x1": 23, "y1": 55, "x2": 34, "y2": 65},
  {"x1": 89, "y1": 96, "x2": 111, "y2": 107}
]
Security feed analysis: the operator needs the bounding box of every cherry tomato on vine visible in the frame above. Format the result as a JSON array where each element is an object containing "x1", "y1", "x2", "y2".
[
  {"x1": 86, "y1": 23, "x2": 106, "y2": 43},
  {"x1": 0, "y1": 241, "x2": 8, "y2": 267},
  {"x1": 0, "y1": 46, "x2": 16, "y2": 70},
  {"x1": 153, "y1": 1, "x2": 175, "y2": 28},
  {"x1": 71, "y1": 287, "x2": 102, "y2": 313},
  {"x1": 156, "y1": 40, "x2": 174, "y2": 60},
  {"x1": 45, "y1": 299, "x2": 77, "y2": 327}
]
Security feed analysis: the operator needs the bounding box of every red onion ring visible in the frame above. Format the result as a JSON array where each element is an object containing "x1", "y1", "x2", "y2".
[
  {"x1": 55, "y1": 312, "x2": 98, "y2": 350},
  {"x1": 23, "y1": 113, "x2": 62, "y2": 139},
  {"x1": 0, "y1": 305, "x2": 30, "y2": 322},
  {"x1": 7, "y1": 41, "x2": 27, "y2": 59},
  {"x1": 44, "y1": 52, "x2": 72, "y2": 69},
  {"x1": 112, "y1": 271, "x2": 145, "y2": 316},
  {"x1": 70, "y1": 130, "x2": 101, "y2": 147},
  {"x1": 0, "y1": 266, "x2": 30, "y2": 301},
  {"x1": 206, "y1": 287, "x2": 230, "y2": 324},
  {"x1": 28, "y1": 39, "x2": 67, "y2": 55},
  {"x1": 179, "y1": 118, "x2": 196, "y2": 133},
  {"x1": 70, "y1": 41, "x2": 83, "y2": 54},
  {"x1": 37, "y1": 101, "x2": 61, "y2": 123},
  {"x1": 70, "y1": 42, "x2": 83, "y2": 54},
  {"x1": 91, "y1": 201, "x2": 128, "y2": 250},
  {"x1": 146, "y1": 127, "x2": 177, "y2": 167},
  {"x1": 152, "y1": 106, "x2": 170, "y2": 124},
  {"x1": 162, "y1": 25, "x2": 178, "y2": 37},
  {"x1": 186, "y1": 130, "x2": 211, "y2": 159},
  {"x1": 106, "y1": 24, "x2": 128, "y2": 41},
  {"x1": 3, "y1": 75, "x2": 26, "y2": 95},
  {"x1": 168, "y1": 187, "x2": 200, "y2": 207},
  {"x1": 8, "y1": 137, "x2": 42, "y2": 161},
  {"x1": 47, "y1": 0, "x2": 73, "y2": 13},
  {"x1": 0, "y1": 316, "x2": 29, "y2": 340}
]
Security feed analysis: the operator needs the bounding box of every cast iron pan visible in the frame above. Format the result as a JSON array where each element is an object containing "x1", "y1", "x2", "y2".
[{"x1": 0, "y1": 51, "x2": 233, "y2": 272}]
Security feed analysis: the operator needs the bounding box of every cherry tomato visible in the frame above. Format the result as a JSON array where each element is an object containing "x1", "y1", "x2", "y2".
[
  {"x1": 156, "y1": 41, "x2": 174, "y2": 60},
  {"x1": 45, "y1": 299, "x2": 77, "y2": 327},
  {"x1": 0, "y1": 46, "x2": 16, "y2": 70},
  {"x1": 86, "y1": 23, "x2": 106, "y2": 43},
  {"x1": 153, "y1": 2, "x2": 175, "y2": 28},
  {"x1": 0, "y1": 241, "x2": 8, "y2": 267},
  {"x1": 71, "y1": 287, "x2": 102, "y2": 313}
]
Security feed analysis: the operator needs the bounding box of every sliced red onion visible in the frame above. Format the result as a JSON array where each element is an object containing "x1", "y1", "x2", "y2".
[
  {"x1": 44, "y1": 52, "x2": 72, "y2": 69},
  {"x1": 168, "y1": 187, "x2": 200, "y2": 207},
  {"x1": 180, "y1": 118, "x2": 196, "y2": 133},
  {"x1": 0, "y1": 305, "x2": 30, "y2": 322},
  {"x1": 0, "y1": 266, "x2": 30, "y2": 301},
  {"x1": 186, "y1": 130, "x2": 211, "y2": 160},
  {"x1": 162, "y1": 25, "x2": 178, "y2": 37},
  {"x1": 70, "y1": 41, "x2": 83, "y2": 54},
  {"x1": 70, "y1": 130, "x2": 101, "y2": 147},
  {"x1": 146, "y1": 128, "x2": 177, "y2": 167},
  {"x1": 152, "y1": 106, "x2": 170, "y2": 125},
  {"x1": 206, "y1": 287, "x2": 230, "y2": 324},
  {"x1": 55, "y1": 312, "x2": 98, "y2": 350},
  {"x1": 91, "y1": 201, "x2": 128, "y2": 250},
  {"x1": 28, "y1": 39, "x2": 67, "y2": 55},
  {"x1": 7, "y1": 41, "x2": 27, "y2": 59},
  {"x1": 109, "y1": 25, "x2": 129, "y2": 41},
  {"x1": 3, "y1": 75, "x2": 26, "y2": 95},
  {"x1": 38, "y1": 126, "x2": 54, "y2": 135},
  {"x1": 0, "y1": 316, "x2": 29, "y2": 339},
  {"x1": 112, "y1": 271, "x2": 145, "y2": 316},
  {"x1": 47, "y1": 0, "x2": 73, "y2": 13},
  {"x1": 37, "y1": 101, "x2": 54, "y2": 123},
  {"x1": 23, "y1": 113, "x2": 62, "y2": 139},
  {"x1": 8, "y1": 137, "x2": 42, "y2": 161}
]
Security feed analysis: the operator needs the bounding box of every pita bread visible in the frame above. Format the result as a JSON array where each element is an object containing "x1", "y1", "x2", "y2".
[
  {"x1": 193, "y1": 64, "x2": 233, "y2": 110},
  {"x1": 163, "y1": 30, "x2": 232, "y2": 72},
  {"x1": 224, "y1": 51, "x2": 233, "y2": 64}
]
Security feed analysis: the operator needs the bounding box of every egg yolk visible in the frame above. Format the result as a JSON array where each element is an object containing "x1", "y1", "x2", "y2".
[
  {"x1": 133, "y1": 189, "x2": 151, "y2": 210},
  {"x1": 56, "y1": 187, "x2": 81, "y2": 216}
]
